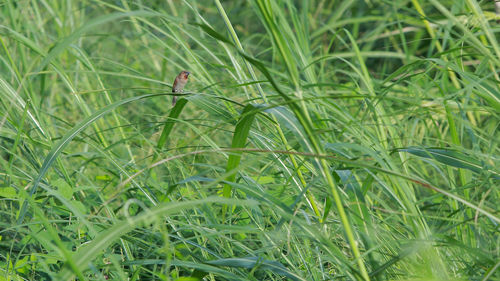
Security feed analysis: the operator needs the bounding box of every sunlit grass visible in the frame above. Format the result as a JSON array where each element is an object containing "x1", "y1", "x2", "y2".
[{"x1": 0, "y1": 0, "x2": 498, "y2": 280}]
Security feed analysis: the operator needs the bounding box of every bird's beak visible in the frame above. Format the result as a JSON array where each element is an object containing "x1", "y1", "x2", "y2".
[{"x1": 186, "y1": 72, "x2": 190, "y2": 76}]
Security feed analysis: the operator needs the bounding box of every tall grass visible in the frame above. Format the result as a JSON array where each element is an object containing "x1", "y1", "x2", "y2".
[{"x1": 0, "y1": 0, "x2": 499, "y2": 280}]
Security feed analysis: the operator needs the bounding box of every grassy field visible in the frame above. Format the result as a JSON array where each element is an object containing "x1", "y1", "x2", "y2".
[{"x1": 1, "y1": 0, "x2": 499, "y2": 280}]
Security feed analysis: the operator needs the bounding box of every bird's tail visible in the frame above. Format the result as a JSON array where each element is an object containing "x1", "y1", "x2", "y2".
[{"x1": 172, "y1": 96, "x2": 177, "y2": 106}]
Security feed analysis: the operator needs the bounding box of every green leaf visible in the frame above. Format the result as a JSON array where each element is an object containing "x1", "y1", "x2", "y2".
[
  {"x1": 72, "y1": 201, "x2": 87, "y2": 214},
  {"x1": 0, "y1": 187, "x2": 17, "y2": 198},
  {"x1": 53, "y1": 179, "x2": 73, "y2": 200},
  {"x1": 399, "y1": 147, "x2": 499, "y2": 179},
  {"x1": 125, "y1": 259, "x2": 242, "y2": 279},
  {"x1": 174, "y1": 277, "x2": 200, "y2": 281},
  {"x1": 223, "y1": 104, "x2": 258, "y2": 197},
  {"x1": 157, "y1": 97, "x2": 188, "y2": 150},
  {"x1": 192, "y1": 23, "x2": 232, "y2": 44},
  {"x1": 156, "y1": 98, "x2": 188, "y2": 149},
  {"x1": 322, "y1": 196, "x2": 333, "y2": 222},
  {"x1": 206, "y1": 256, "x2": 303, "y2": 281},
  {"x1": 263, "y1": 106, "x2": 310, "y2": 150}
]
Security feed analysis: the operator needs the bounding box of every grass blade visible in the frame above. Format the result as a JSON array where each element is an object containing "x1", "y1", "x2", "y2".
[
  {"x1": 223, "y1": 104, "x2": 258, "y2": 197},
  {"x1": 157, "y1": 97, "x2": 189, "y2": 150}
]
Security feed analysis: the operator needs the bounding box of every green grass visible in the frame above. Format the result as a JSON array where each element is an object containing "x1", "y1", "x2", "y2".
[{"x1": 1, "y1": 0, "x2": 499, "y2": 280}]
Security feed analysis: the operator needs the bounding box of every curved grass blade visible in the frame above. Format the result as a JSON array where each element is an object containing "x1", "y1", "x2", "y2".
[
  {"x1": 223, "y1": 104, "x2": 258, "y2": 198},
  {"x1": 16, "y1": 93, "x2": 168, "y2": 224},
  {"x1": 399, "y1": 147, "x2": 500, "y2": 179},
  {"x1": 0, "y1": 77, "x2": 47, "y2": 137},
  {"x1": 157, "y1": 97, "x2": 188, "y2": 150},
  {"x1": 124, "y1": 259, "x2": 239, "y2": 280},
  {"x1": 206, "y1": 256, "x2": 304, "y2": 281},
  {"x1": 263, "y1": 106, "x2": 310, "y2": 151}
]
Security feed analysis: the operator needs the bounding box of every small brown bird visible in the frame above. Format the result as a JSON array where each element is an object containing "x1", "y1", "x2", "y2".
[{"x1": 172, "y1": 70, "x2": 190, "y2": 106}]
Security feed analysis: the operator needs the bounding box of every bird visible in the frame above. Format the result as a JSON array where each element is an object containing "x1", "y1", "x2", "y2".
[{"x1": 172, "y1": 70, "x2": 190, "y2": 106}]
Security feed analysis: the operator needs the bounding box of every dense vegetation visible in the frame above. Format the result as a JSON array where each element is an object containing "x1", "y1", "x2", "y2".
[{"x1": 1, "y1": 1, "x2": 499, "y2": 280}]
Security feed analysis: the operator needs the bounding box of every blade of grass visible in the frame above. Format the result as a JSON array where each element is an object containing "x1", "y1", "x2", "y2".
[
  {"x1": 223, "y1": 104, "x2": 258, "y2": 198},
  {"x1": 156, "y1": 97, "x2": 189, "y2": 151}
]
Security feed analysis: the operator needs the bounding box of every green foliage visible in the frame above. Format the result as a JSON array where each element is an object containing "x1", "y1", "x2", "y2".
[{"x1": 0, "y1": 0, "x2": 498, "y2": 280}]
